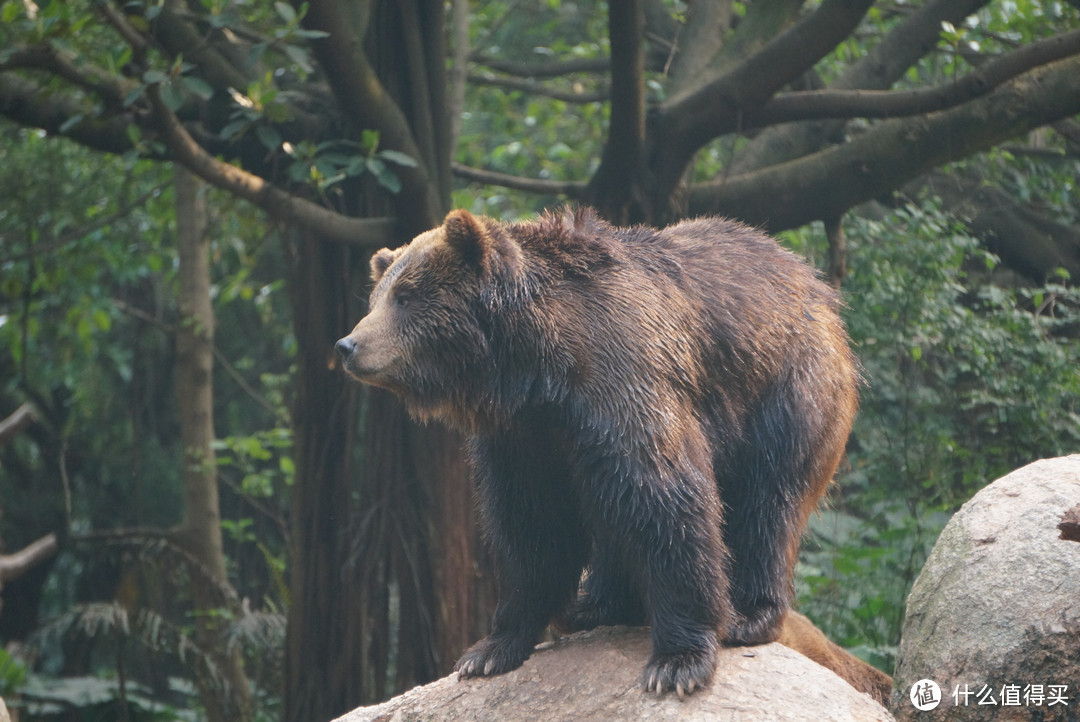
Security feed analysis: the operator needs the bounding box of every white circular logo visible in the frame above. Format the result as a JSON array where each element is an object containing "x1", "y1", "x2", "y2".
[{"x1": 910, "y1": 679, "x2": 942, "y2": 711}]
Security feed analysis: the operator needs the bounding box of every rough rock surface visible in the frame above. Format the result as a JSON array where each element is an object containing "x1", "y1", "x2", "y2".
[
  {"x1": 892, "y1": 455, "x2": 1080, "y2": 721},
  {"x1": 335, "y1": 626, "x2": 893, "y2": 722}
]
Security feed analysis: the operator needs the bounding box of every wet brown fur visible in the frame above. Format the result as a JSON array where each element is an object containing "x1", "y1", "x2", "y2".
[{"x1": 337, "y1": 208, "x2": 859, "y2": 696}]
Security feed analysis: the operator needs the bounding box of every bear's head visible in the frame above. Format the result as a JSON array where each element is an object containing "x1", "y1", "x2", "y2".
[{"x1": 336, "y1": 209, "x2": 524, "y2": 428}]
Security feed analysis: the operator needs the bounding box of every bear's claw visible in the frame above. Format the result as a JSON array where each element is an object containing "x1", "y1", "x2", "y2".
[
  {"x1": 454, "y1": 635, "x2": 530, "y2": 679},
  {"x1": 641, "y1": 646, "x2": 717, "y2": 698}
]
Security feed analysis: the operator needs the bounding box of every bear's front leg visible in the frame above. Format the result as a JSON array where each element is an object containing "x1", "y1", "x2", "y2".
[
  {"x1": 455, "y1": 548, "x2": 584, "y2": 679},
  {"x1": 457, "y1": 432, "x2": 587, "y2": 680},
  {"x1": 588, "y1": 445, "x2": 732, "y2": 697}
]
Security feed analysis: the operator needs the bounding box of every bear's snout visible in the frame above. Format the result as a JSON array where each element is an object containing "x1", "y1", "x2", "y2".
[
  {"x1": 335, "y1": 336, "x2": 358, "y2": 360},
  {"x1": 335, "y1": 326, "x2": 397, "y2": 388}
]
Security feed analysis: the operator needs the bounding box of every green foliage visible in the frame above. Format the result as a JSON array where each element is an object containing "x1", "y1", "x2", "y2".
[
  {"x1": 279, "y1": 134, "x2": 419, "y2": 196},
  {"x1": 22, "y1": 599, "x2": 281, "y2": 721},
  {"x1": 3, "y1": 0, "x2": 1079, "y2": 713},
  {"x1": 455, "y1": 1, "x2": 608, "y2": 218},
  {"x1": 0, "y1": 121, "x2": 293, "y2": 717},
  {"x1": 0, "y1": 648, "x2": 28, "y2": 696},
  {"x1": 796, "y1": 200, "x2": 1080, "y2": 671}
]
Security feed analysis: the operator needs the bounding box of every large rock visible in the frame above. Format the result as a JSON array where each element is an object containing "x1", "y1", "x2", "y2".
[
  {"x1": 336, "y1": 626, "x2": 893, "y2": 721},
  {"x1": 893, "y1": 455, "x2": 1080, "y2": 720}
]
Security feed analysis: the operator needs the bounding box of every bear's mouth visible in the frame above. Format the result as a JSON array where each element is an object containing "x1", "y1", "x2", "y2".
[{"x1": 341, "y1": 359, "x2": 390, "y2": 386}]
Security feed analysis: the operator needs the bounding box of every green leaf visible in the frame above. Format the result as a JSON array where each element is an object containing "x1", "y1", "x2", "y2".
[
  {"x1": 274, "y1": 1, "x2": 296, "y2": 23},
  {"x1": 219, "y1": 119, "x2": 248, "y2": 140},
  {"x1": 344, "y1": 156, "x2": 367, "y2": 176},
  {"x1": 160, "y1": 82, "x2": 183, "y2": 111},
  {"x1": 77, "y1": 315, "x2": 93, "y2": 343},
  {"x1": 179, "y1": 75, "x2": 214, "y2": 100},
  {"x1": 370, "y1": 160, "x2": 402, "y2": 194},
  {"x1": 284, "y1": 44, "x2": 313, "y2": 73},
  {"x1": 255, "y1": 125, "x2": 282, "y2": 151},
  {"x1": 279, "y1": 456, "x2": 295, "y2": 476},
  {"x1": 378, "y1": 150, "x2": 418, "y2": 168},
  {"x1": 361, "y1": 129, "x2": 379, "y2": 152},
  {"x1": 247, "y1": 42, "x2": 268, "y2": 68}
]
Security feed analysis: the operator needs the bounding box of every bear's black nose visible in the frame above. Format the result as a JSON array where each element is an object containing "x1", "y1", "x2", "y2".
[{"x1": 335, "y1": 337, "x2": 357, "y2": 359}]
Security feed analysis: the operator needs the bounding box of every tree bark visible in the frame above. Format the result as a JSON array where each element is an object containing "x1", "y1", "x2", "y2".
[
  {"x1": 648, "y1": 0, "x2": 875, "y2": 216},
  {"x1": 284, "y1": 226, "x2": 361, "y2": 721},
  {"x1": 585, "y1": 0, "x2": 647, "y2": 223},
  {"x1": 727, "y1": 0, "x2": 991, "y2": 175},
  {"x1": 173, "y1": 165, "x2": 253, "y2": 722},
  {"x1": 688, "y1": 55, "x2": 1080, "y2": 231},
  {"x1": 283, "y1": 4, "x2": 490, "y2": 721}
]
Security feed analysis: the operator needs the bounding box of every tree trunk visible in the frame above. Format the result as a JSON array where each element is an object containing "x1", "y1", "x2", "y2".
[
  {"x1": 172, "y1": 165, "x2": 253, "y2": 722},
  {"x1": 284, "y1": 226, "x2": 360, "y2": 720},
  {"x1": 284, "y1": 5, "x2": 491, "y2": 721}
]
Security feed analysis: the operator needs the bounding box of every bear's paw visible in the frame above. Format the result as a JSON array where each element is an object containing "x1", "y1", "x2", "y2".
[
  {"x1": 641, "y1": 645, "x2": 718, "y2": 699},
  {"x1": 455, "y1": 635, "x2": 532, "y2": 679}
]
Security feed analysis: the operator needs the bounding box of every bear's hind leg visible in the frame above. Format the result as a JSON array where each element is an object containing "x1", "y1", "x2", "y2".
[{"x1": 721, "y1": 380, "x2": 849, "y2": 646}]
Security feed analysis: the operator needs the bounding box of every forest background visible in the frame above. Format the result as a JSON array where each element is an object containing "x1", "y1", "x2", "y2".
[{"x1": 0, "y1": 1, "x2": 1078, "y2": 721}]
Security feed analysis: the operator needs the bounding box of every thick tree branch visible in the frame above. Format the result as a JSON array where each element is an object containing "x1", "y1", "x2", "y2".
[
  {"x1": 665, "y1": 0, "x2": 734, "y2": 95},
  {"x1": 841, "y1": 0, "x2": 991, "y2": 91},
  {"x1": 147, "y1": 84, "x2": 394, "y2": 246},
  {"x1": 661, "y1": 0, "x2": 873, "y2": 139},
  {"x1": 688, "y1": 55, "x2": 1080, "y2": 231},
  {"x1": 729, "y1": 0, "x2": 991, "y2": 174},
  {"x1": 926, "y1": 170, "x2": 1080, "y2": 281},
  {"x1": 0, "y1": 534, "x2": 59, "y2": 583},
  {"x1": 744, "y1": 27, "x2": 1080, "y2": 128},
  {"x1": 0, "y1": 75, "x2": 135, "y2": 154},
  {"x1": 451, "y1": 163, "x2": 586, "y2": 198},
  {"x1": 96, "y1": 0, "x2": 150, "y2": 54},
  {"x1": 0, "y1": 45, "x2": 134, "y2": 109},
  {"x1": 150, "y1": 1, "x2": 251, "y2": 92},
  {"x1": 650, "y1": 0, "x2": 874, "y2": 205},
  {"x1": 704, "y1": 0, "x2": 803, "y2": 78}
]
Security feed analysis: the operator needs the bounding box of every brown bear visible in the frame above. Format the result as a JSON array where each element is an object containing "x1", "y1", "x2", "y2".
[{"x1": 336, "y1": 208, "x2": 858, "y2": 697}]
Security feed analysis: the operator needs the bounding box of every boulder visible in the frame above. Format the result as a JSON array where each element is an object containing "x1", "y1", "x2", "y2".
[
  {"x1": 892, "y1": 455, "x2": 1080, "y2": 720},
  {"x1": 335, "y1": 626, "x2": 893, "y2": 722}
]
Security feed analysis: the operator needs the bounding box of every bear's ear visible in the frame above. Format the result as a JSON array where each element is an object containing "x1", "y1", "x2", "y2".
[
  {"x1": 443, "y1": 209, "x2": 521, "y2": 277},
  {"x1": 370, "y1": 248, "x2": 398, "y2": 282}
]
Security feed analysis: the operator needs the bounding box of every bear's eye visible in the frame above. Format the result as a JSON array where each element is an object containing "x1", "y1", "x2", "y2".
[{"x1": 394, "y1": 289, "x2": 413, "y2": 308}]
